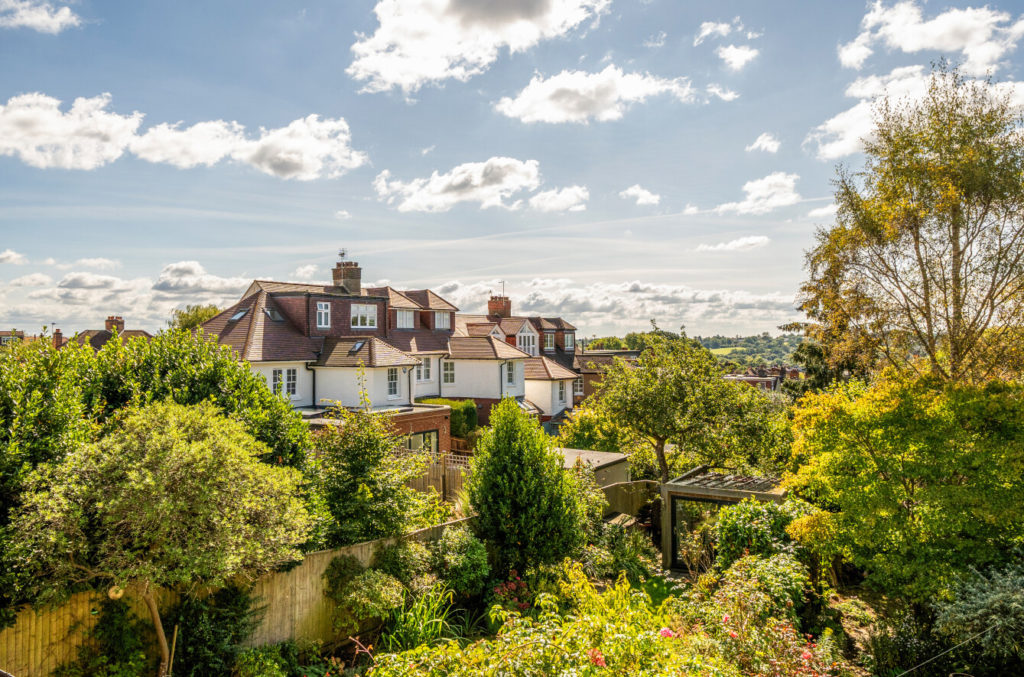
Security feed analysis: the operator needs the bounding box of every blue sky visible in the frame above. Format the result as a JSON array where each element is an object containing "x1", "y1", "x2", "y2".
[{"x1": 3, "y1": 0, "x2": 1024, "y2": 337}]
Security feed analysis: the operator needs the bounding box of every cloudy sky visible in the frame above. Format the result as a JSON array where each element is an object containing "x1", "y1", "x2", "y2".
[{"x1": 3, "y1": 0, "x2": 1024, "y2": 338}]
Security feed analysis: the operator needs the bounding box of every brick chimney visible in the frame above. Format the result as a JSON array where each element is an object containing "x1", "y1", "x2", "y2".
[
  {"x1": 332, "y1": 260, "x2": 362, "y2": 294},
  {"x1": 488, "y1": 295, "x2": 512, "y2": 318},
  {"x1": 53, "y1": 329, "x2": 62, "y2": 349},
  {"x1": 105, "y1": 316, "x2": 125, "y2": 333}
]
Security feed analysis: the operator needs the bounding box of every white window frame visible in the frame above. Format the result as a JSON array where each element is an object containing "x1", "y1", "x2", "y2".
[
  {"x1": 416, "y1": 356, "x2": 432, "y2": 381},
  {"x1": 396, "y1": 309, "x2": 414, "y2": 329},
  {"x1": 442, "y1": 361, "x2": 455, "y2": 384},
  {"x1": 316, "y1": 302, "x2": 330, "y2": 329},
  {"x1": 286, "y1": 368, "x2": 297, "y2": 396},
  {"x1": 544, "y1": 333, "x2": 555, "y2": 350},
  {"x1": 271, "y1": 369, "x2": 283, "y2": 395},
  {"x1": 519, "y1": 332, "x2": 536, "y2": 356},
  {"x1": 558, "y1": 380, "x2": 566, "y2": 402},
  {"x1": 506, "y1": 361, "x2": 515, "y2": 385},
  {"x1": 351, "y1": 304, "x2": 378, "y2": 328},
  {"x1": 564, "y1": 332, "x2": 575, "y2": 351},
  {"x1": 387, "y1": 367, "x2": 399, "y2": 397},
  {"x1": 435, "y1": 311, "x2": 451, "y2": 329},
  {"x1": 574, "y1": 376, "x2": 584, "y2": 396}
]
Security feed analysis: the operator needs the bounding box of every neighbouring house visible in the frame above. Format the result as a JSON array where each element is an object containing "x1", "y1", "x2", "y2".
[
  {"x1": 59, "y1": 316, "x2": 153, "y2": 351},
  {"x1": 559, "y1": 447, "x2": 631, "y2": 486},
  {"x1": 524, "y1": 356, "x2": 577, "y2": 426},
  {"x1": 571, "y1": 349, "x2": 642, "y2": 404},
  {"x1": 0, "y1": 330, "x2": 26, "y2": 346}
]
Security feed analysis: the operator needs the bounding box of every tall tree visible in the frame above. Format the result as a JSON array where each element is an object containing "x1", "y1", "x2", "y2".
[
  {"x1": 168, "y1": 303, "x2": 221, "y2": 330},
  {"x1": 799, "y1": 65, "x2": 1024, "y2": 382},
  {"x1": 10, "y1": 401, "x2": 311, "y2": 676}
]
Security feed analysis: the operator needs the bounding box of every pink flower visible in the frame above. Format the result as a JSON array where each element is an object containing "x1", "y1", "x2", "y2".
[
  {"x1": 801, "y1": 650, "x2": 813, "y2": 661},
  {"x1": 588, "y1": 648, "x2": 606, "y2": 667},
  {"x1": 728, "y1": 631, "x2": 738, "y2": 639},
  {"x1": 659, "y1": 627, "x2": 675, "y2": 638},
  {"x1": 722, "y1": 614, "x2": 730, "y2": 623}
]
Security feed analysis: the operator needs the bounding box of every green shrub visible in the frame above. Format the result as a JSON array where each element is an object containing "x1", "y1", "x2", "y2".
[
  {"x1": 714, "y1": 554, "x2": 810, "y2": 624},
  {"x1": 381, "y1": 584, "x2": 460, "y2": 653},
  {"x1": 419, "y1": 398, "x2": 478, "y2": 438},
  {"x1": 714, "y1": 498, "x2": 814, "y2": 569},
  {"x1": 234, "y1": 645, "x2": 287, "y2": 677},
  {"x1": 234, "y1": 640, "x2": 333, "y2": 677},
  {"x1": 431, "y1": 526, "x2": 490, "y2": 598},
  {"x1": 373, "y1": 541, "x2": 432, "y2": 587},
  {"x1": 604, "y1": 524, "x2": 660, "y2": 585},
  {"x1": 468, "y1": 398, "x2": 585, "y2": 575},
  {"x1": 53, "y1": 598, "x2": 150, "y2": 677},
  {"x1": 163, "y1": 585, "x2": 261, "y2": 677},
  {"x1": 566, "y1": 462, "x2": 608, "y2": 545},
  {"x1": 326, "y1": 568, "x2": 405, "y2": 634},
  {"x1": 935, "y1": 562, "x2": 1024, "y2": 663}
]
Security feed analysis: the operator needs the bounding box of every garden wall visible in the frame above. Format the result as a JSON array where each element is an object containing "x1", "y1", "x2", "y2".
[{"x1": 0, "y1": 518, "x2": 471, "y2": 677}]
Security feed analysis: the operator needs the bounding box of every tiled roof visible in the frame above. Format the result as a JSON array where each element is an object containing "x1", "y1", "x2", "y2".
[
  {"x1": 524, "y1": 356, "x2": 578, "y2": 380},
  {"x1": 364, "y1": 286, "x2": 421, "y2": 310},
  {"x1": 385, "y1": 330, "x2": 452, "y2": 354},
  {"x1": 201, "y1": 292, "x2": 321, "y2": 362},
  {"x1": 498, "y1": 317, "x2": 527, "y2": 334},
  {"x1": 402, "y1": 289, "x2": 458, "y2": 311},
  {"x1": 528, "y1": 317, "x2": 558, "y2": 331},
  {"x1": 73, "y1": 328, "x2": 153, "y2": 351},
  {"x1": 573, "y1": 351, "x2": 639, "y2": 372},
  {"x1": 454, "y1": 314, "x2": 491, "y2": 337},
  {"x1": 244, "y1": 280, "x2": 389, "y2": 299},
  {"x1": 317, "y1": 337, "x2": 419, "y2": 367},
  {"x1": 448, "y1": 336, "x2": 530, "y2": 360},
  {"x1": 465, "y1": 323, "x2": 497, "y2": 337}
]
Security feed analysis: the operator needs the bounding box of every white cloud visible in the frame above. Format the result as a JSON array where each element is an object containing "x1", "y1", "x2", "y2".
[
  {"x1": 68, "y1": 257, "x2": 120, "y2": 270},
  {"x1": 706, "y1": 84, "x2": 739, "y2": 101},
  {"x1": 374, "y1": 157, "x2": 540, "y2": 212},
  {"x1": 682, "y1": 203, "x2": 700, "y2": 215},
  {"x1": 716, "y1": 44, "x2": 759, "y2": 71},
  {"x1": 292, "y1": 264, "x2": 319, "y2": 280},
  {"x1": 151, "y1": 261, "x2": 248, "y2": 295},
  {"x1": 8, "y1": 272, "x2": 51, "y2": 286},
  {"x1": 807, "y1": 203, "x2": 838, "y2": 219},
  {"x1": 0, "y1": 93, "x2": 142, "y2": 170},
  {"x1": 694, "y1": 21, "x2": 731, "y2": 46},
  {"x1": 713, "y1": 172, "x2": 801, "y2": 215},
  {"x1": 619, "y1": 184, "x2": 660, "y2": 205},
  {"x1": 745, "y1": 132, "x2": 780, "y2": 153},
  {"x1": 347, "y1": 0, "x2": 610, "y2": 94},
  {"x1": 334, "y1": 209, "x2": 352, "y2": 220},
  {"x1": 421, "y1": 145, "x2": 435, "y2": 156},
  {"x1": 0, "y1": 249, "x2": 27, "y2": 264},
  {"x1": 1, "y1": 92, "x2": 367, "y2": 179},
  {"x1": 494, "y1": 65, "x2": 694, "y2": 124},
  {"x1": 57, "y1": 271, "x2": 123, "y2": 290},
  {"x1": 529, "y1": 185, "x2": 589, "y2": 212},
  {"x1": 838, "y1": 1, "x2": 1024, "y2": 75},
  {"x1": 0, "y1": 0, "x2": 80, "y2": 34},
  {"x1": 696, "y1": 235, "x2": 771, "y2": 252},
  {"x1": 644, "y1": 30, "x2": 666, "y2": 48}
]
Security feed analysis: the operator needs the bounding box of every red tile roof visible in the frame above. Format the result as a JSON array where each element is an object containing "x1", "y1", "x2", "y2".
[
  {"x1": 317, "y1": 337, "x2": 419, "y2": 367},
  {"x1": 448, "y1": 336, "x2": 530, "y2": 360},
  {"x1": 364, "y1": 286, "x2": 421, "y2": 310},
  {"x1": 72, "y1": 329, "x2": 153, "y2": 351},
  {"x1": 201, "y1": 292, "x2": 321, "y2": 362},
  {"x1": 401, "y1": 289, "x2": 458, "y2": 311},
  {"x1": 385, "y1": 330, "x2": 452, "y2": 354},
  {"x1": 524, "y1": 356, "x2": 578, "y2": 380}
]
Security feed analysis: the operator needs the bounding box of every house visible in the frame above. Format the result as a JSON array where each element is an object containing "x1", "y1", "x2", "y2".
[
  {"x1": 59, "y1": 316, "x2": 153, "y2": 351},
  {"x1": 199, "y1": 255, "x2": 547, "y2": 449},
  {"x1": 559, "y1": 447, "x2": 631, "y2": 486},
  {"x1": 571, "y1": 349, "x2": 641, "y2": 404},
  {"x1": 0, "y1": 330, "x2": 33, "y2": 346},
  {"x1": 524, "y1": 356, "x2": 577, "y2": 423}
]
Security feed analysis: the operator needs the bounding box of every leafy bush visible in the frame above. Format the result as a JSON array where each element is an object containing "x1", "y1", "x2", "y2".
[
  {"x1": 326, "y1": 568, "x2": 405, "y2": 634},
  {"x1": 935, "y1": 562, "x2": 1024, "y2": 663},
  {"x1": 566, "y1": 462, "x2": 608, "y2": 545},
  {"x1": 468, "y1": 398, "x2": 585, "y2": 575},
  {"x1": 714, "y1": 498, "x2": 814, "y2": 569},
  {"x1": 431, "y1": 526, "x2": 490, "y2": 598},
  {"x1": 373, "y1": 541, "x2": 431, "y2": 587},
  {"x1": 163, "y1": 585, "x2": 261, "y2": 677},
  {"x1": 714, "y1": 554, "x2": 810, "y2": 624},
  {"x1": 418, "y1": 398, "x2": 478, "y2": 438},
  {"x1": 54, "y1": 598, "x2": 150, "y2": 677},
  {"x1": 234, "y1": 640, "x2": 336, "y2": 677}
]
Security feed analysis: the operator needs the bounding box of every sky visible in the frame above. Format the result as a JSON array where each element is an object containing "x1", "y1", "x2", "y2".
[{"x1": 3, "y1": 0, "x2": 1024, "y2": 338}]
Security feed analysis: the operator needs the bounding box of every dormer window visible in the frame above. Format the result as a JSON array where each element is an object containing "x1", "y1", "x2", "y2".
[
  {"x1": 316, "y1": 302, "x2": 330, "y2": 328},
  {"x1": 564, "y1": 332, "x2": 575, "y2": 351},
  {"x1": 397, "y1": 309, "x2": 414, "y2": 329},
  {"x1": 435, "y1": 312, "x2": 451, "y2": 329},
  {"x1": 519, "y1": 332, "x2": 536, "y2": 356},
  {"x1": 544, "y1": 333, "x2": 555, "y2": 350}
]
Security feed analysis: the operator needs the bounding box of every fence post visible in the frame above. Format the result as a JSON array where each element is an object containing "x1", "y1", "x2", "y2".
[{"x1": 441, "y1": 451, "x2": 448, "y2": 502}]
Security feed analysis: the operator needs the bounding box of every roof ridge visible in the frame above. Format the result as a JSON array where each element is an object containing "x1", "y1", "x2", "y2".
[{"x1": 242, "y1": 291, "x2": 266, "y2": 360}]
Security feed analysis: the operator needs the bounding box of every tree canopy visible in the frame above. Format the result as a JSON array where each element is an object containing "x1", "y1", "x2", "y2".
[
  {"x1": 10, "y1": 401, "x2": 311, "y2": 675},
  {"x1": 168, "y1": 303, "x2": 221, "y2": 331},
  {"x1": 798, "y1": 65, "x2": 1024, "y2": 382}
]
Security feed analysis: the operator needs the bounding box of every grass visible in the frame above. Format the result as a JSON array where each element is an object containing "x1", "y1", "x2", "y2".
[{"x1": 709, "y1": 347, "x2": 740, "y2": 355}]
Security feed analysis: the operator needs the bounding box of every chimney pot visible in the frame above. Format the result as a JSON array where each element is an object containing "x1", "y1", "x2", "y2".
[
  {"x1": 105, "y1": 316, "x2": 125, "y2": 333},
  {"x1": 332, "y1": 259, "x2": 362, "y2": 294}
]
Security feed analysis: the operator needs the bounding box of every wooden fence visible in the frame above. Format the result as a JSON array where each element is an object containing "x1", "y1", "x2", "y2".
[
  {"x1": 0, "y1": 518, "x2": 470, "y2": 677},
  {"x1": 406, "y1": 452, "x2": 471, "y2": 501}
]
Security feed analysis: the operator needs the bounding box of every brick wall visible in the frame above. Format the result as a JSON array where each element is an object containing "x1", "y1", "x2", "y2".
[{"x1": 389, "y1": 406, "x2": 451, "y2": 453}]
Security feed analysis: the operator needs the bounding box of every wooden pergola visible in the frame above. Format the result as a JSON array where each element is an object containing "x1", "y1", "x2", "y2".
[{"x1": 660, "y1": 465, "x2": 785, "y2": 570}]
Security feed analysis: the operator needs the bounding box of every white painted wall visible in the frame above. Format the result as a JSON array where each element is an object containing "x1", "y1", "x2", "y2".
[
  {"x1": 525, "y1": 377, "x2": 574, "y2": 416},
  {"x1": 250, "y1": 361, "x2": 313, "y2": 407},
  {"x1": 412, "y1": 355, "x2": 443, "y2": 400},
  {"x1": 440, "y1": 358, "x2": 525, "y2": 399},
  {"x1": 316, "y1": 365, "x2": 413, "y2": 408}
]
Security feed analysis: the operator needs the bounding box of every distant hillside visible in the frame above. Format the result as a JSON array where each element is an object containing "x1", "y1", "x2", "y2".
[{"x1": 696, "y1": 333, "x2": 803, "y2": 368}]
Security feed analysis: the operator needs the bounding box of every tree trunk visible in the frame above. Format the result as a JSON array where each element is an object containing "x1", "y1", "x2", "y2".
[
  {"x1": 655, "y1": 438, "x2": 669, "y2": 484},
  {"x1": 141, "y1": 584, "x2": 170, "y2": 677}
]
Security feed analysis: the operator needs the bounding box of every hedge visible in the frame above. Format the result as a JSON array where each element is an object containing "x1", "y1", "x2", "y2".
[{"x1": 418, "y1": 398, "x2": 478, "y2": 438}]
